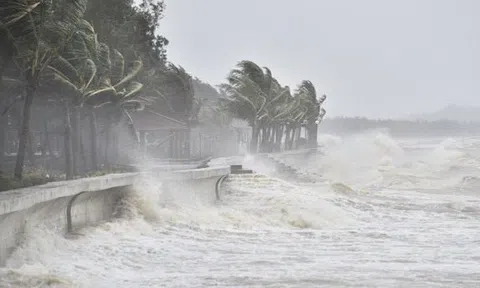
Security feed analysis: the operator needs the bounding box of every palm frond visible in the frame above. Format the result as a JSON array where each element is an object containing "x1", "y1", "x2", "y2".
[
  {"x1": 111, "y1": 49, "x2": 125, "y2": 84},
  {"x1": 114, "y1": 58, "x2": 142, "y2": 88},
  {"x1": 122, "y1": 81, "x2": 144, "y2": 100}
]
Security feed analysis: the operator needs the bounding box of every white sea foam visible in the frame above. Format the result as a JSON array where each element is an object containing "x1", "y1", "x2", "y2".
[{"x1": 1, "y1": 133, "x2": 480, "y2": 287}]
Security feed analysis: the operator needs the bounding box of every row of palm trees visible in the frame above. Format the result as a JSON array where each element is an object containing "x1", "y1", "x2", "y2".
[
  {"x1": 220, "y1": 60, "x2": 327, "y2": 153},
  {"x1": 0, "y1": 2, "x2": 328, "y2": 182},
  {"x1": 0, "y1": 0, "x2": 193, "y2": 180}
]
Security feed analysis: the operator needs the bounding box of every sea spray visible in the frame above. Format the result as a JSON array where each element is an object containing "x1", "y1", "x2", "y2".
[{"x1": 1, "y1": 134, "x2": 480, "y2": 287}]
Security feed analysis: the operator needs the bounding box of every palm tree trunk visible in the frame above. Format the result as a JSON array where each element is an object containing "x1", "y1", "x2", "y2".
[
  {"x1": 104, "y1": 117, "x2": 112, "y2": 169},
  {"x1": 27, "y1": 130, "x2": 36, "y2": 167},
  {"x1": 71, "y1": 106, "x2": 80, "y2": 176},
  {"x1": 288, "y1": 125, "x2": 295, "y2": 150},
  {"x1": 259, "y1": 126, "x2": 266, "y2": 152},
  {"x1": 284, "y1": 126, "x2": 290, "y2": 151},
  {"x1": 269, "y1": 125, "x2": 276, "y2": 152},
  {"x1": 260, "y1": 125, "x2": 269, "y2": 153},
  {"x1": 185, "y1": 128, "x2": 191, "y2": 159},
  {"x1": 0, "y1": 96, "x2": 6, "y2": 172},
  {"x1": 79, "y1": 131, "x2": 87, "y2": 175},
  {"x1": 266, "y1": 126, "x2": 272, "y2": 152},
  {"x1": 123, "y1": 110, "x2": 140, "y2": 153},
  {"x1": 43, "y1": 119, "x2": 53, "y2": 170},
  {"x1": 250, "y1": 123, "x2": 259, "y2": 153},
  {"x1": 0, "y1": 72, "x2": 5, "y2": 172},
  {"x1": 63, "y1": 100, "x2": 73, "y2": 180},
  {"x1": 294, "y1": 124, "x2": 301, "y2": 149},
  {"x1": 0, "y1": 115, "x2": 5, "y2": 172},
  {"x1": 309, "y1": 123, "x2": 318, "y2": 148},
  {"x1": 14, "y1": 81, "x2": 36, "y2": 179},
  {"x1": 88, "y1": 107, "x2": 98, "y2": 172},
  {"x1": 306, "y1": 124, "x2": 312, "y2": 148},
  {"x1": 104, "y1": 126, "x2": 110, "y2": 168},
  {"x1": 276, "y1": 125, "x2": 283, "y2": 152},
  {"x1": 0, "y1": 45, "x2": 12, "y2": 172}
]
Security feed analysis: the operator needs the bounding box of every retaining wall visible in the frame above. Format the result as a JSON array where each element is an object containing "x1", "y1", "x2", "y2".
[{"x1": 0, "y1": 167, "x2": 230, "y2": 266}]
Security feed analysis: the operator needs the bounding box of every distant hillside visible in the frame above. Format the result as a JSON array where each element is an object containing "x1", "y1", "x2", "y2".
[
  {"x1": 320, "y1": 116, "x2": 480, "y2": 137},
  {"x1": 410, "y1": 105, "x2": 480, "y2": 123}
]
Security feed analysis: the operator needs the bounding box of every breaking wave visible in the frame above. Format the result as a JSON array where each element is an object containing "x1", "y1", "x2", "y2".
[{"x1": 2, "y1": 132, "x2": 480, "y2": 287}]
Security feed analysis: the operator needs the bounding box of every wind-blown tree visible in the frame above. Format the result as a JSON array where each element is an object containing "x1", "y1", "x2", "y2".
[
  {"x1": 153, "y1": 63, "x2": 194, "y2": 122},
  {"x1": 83, "y1": 49, "x2": 146, "y2": 168},
  {"x1": 263, "y1": 84, "x2": 299, "y2": 151},
  {"x1": 294, "y1": 81, "x2": 327, "y2": 148},
  {"x1": 0, "y1": 25, "x2": 15, "y2": 170},
  {"x1": 150, "y1": 63, "x2": 196, "y2": 158},
  {"x1": 0, "y1": 0, "x2": 88, "y2": 179},
  {"x1": 284, "y1": 95, "x2": 308, "y2": 150},
  {"x1": 84, "y1": 0, "x2": 168, "y2": 67},
  {"x1": 73, "y1": 21, "x2": 112, "y2": 171},
  {"x1": 43, "y1": 18, "x2": 147, "y2": 174},
  {"x1": 190, "y1": 78, "x2": 227, "y2": 127},
  {"x1": 220, "y1": 61, "x2": 328, "y2": 152},
  {"x1": 44, "y1": 21, "x2": 105, "y2": 178},
  {"x1": 257, "y1": 80, "x2": 296, "y2": 152},
  {"x1": 193, "y1": 78, "x2": 223, "y2": 101},
  {"x1": 220, "y1": 60, "x2": 274, "y2": 153},
  {"x1": 0, "y1": 70, "x2": 24, "y2": 171},
  {"x1": 199, "y1": 100, "x2": 233, "y2": 127},
  {"x1": 221, "y1": 60, "x2": 299, "y2": 152}
]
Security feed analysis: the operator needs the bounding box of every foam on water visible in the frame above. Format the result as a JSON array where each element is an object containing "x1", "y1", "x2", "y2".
[{"x1": 1, "y1": 132, "x2": 480, "y2": 287}]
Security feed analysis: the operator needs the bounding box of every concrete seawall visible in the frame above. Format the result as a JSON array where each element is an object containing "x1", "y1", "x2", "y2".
[
  {"x1": 239, "y1": 148, "x2": 321, "y2": 182},
  {"x1": 0, "y1": 167, "x2": 230, "y2": 266}
]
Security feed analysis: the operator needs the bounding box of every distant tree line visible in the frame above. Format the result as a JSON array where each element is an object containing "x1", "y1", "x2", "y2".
[{"x1": 320, "y1": 117, "x2": 480, "y2": 136}]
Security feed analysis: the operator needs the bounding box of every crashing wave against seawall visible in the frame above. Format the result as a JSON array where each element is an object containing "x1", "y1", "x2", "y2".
[{"x1": 1, "y1": 132, "x2": 480, "y2": 287}]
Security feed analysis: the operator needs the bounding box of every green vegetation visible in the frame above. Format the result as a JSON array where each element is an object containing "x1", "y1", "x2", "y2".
[
  {"x1": 220, "y1": 61, "x2": 327, "y2": 153},
  {"x1": 0, "y1": 167, "x2": 58, "y2": 192},
  {"x1": 0, "y1": 1, "x2": 328, "y2": 191},
  {"x1": 0, "y1": 0, "x2": 185, "y2": 181},
  {"x1": 0, "y1": 166, "x2": 132, "y2": 192}
]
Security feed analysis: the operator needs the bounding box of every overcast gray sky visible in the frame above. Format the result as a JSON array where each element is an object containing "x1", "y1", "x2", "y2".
[{"x1": 159, "y1": 0, "x2": 480, "y2": 118}]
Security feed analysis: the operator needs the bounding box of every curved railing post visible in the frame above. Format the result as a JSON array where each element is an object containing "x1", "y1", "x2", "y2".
[
  {"x1": 215, "y1": 175, "x2": 228, "y2": 201},
  {"x1": 66, "y1": 191, "x2": 87, "y2": 233}
]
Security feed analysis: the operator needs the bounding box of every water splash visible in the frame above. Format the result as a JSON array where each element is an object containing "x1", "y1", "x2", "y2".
[{"x1": 2, "y1": 133, "x2": 480, "y2": 287}]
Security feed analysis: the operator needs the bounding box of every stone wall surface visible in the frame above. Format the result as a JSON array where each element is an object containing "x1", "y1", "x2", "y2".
[{"x1": 0, "y1": 167, "x2": 230, "y2": 266}]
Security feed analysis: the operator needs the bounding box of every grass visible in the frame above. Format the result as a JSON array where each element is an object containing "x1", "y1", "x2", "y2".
[
  {"x1": 84, "y1": 166, "x2": 133, "y2": 178},
  {"x1": 0, "y1": 168, "x2": 60, "y2": 192},
  {"x1": 0, "y1": 165, "x2": 132, "y2": 192}
]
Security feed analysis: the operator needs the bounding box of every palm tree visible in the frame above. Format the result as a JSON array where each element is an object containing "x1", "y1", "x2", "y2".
[
  {"x1": 49, "y1": 20, "x2": 147, "y2": 171},
  {"x1": 220, "y1": 60, "x2": 277, "y2": 153},
  {"x1": 0, "y1": 0, "x2": 88, "y2": 179},
  {"x1": 83, "y1": 49, "x2": 146, "y2": 167},
  {"x1": 0, "y1": 24, "x2": 15, "y2": 169},
  {"x1": 73, "y1": 20, "x2": 111, "y2": 171},
  {"x1": 153, "y1": 63, "x2": 194, "y2": 122},
  {"x1": 44, "y1": 19, "x2": 119, "y2": 176},
  {"x1": 152, "y1": 63, "x2": 197, "y2": 158},
  {"x1": 294, "y1": 81, "x2": 326, "y2": 148},
  {"x1": 258, "y1": 80, "x2": 297, "y2": 152}
]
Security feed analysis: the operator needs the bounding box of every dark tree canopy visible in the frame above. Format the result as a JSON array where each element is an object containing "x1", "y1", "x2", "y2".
[{"x1": 84, "y1": 0, "x2": 168, "y2": 67}]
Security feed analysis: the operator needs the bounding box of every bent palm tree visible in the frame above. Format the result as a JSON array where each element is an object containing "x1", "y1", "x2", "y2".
[
  {"x1": 221, "y1": 60, "x2": 277, "y2": 152},
  {"x1": 294, "y1": 81, "x2": 327, "y2": 148},
  {"x1": 153, "y1": 63, "x2": 194, "y2": 122},
  {"x1": 83, "y1": 49, "x2": 147, "y2": 167},
  {"x1": 0, "y1": 0, "x2": 88, "y2": 178}
]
